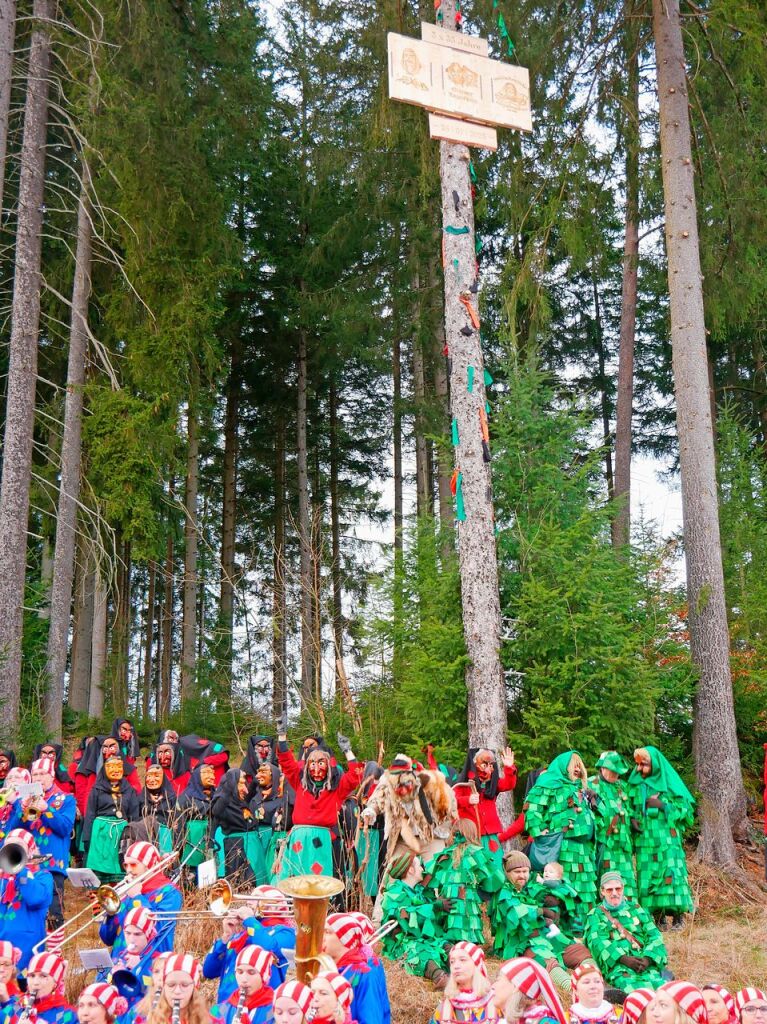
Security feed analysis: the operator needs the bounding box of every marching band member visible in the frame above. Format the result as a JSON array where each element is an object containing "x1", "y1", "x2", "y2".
[
  {"x1": 245, "y1": 886, "x2": 295, "y2": 989},
  {"x1": 31, "y1": 746, "x2": 74, "y2": 797},
  {"x1": 310, "y1": 971, "x2": 355, "y2": 1024},
  {"x1": 7, "y1": 952, "x2": 76, "y2": 1024},
  {"x1": 0, "y1": 942, "x2": 21, "y2": 1015},
  {"x1": 105, "y1": 907, "x2": 159, "y2": 1008},
  {"x1": 0, "y1": 830, "x2": 53, "y2": 969},
  {"x1": 491, "y1": 957, "x2": 568, "y2": 1024},
  {"x1": 567, "y1": 961, "x2": 621, "y2": 1024},
  {"x1": 99, "y1": 844, "x2": 180, "y2": 958},
  {"x1": 0, "y1": 770, "x2": 29, "y2": 845},
  {"x1": 623, "y1": 990, "x2": 656, "y2": 1024},
  {"x1": 126, "y1": 954, "x2": 173, "y2": 1024},
  {"x1": 202, "y1": 905, "x2": 262, "y2": 1000},
  {"x1": 16, "y1": 758, "x2": 76, "y2": 929},
  {"x1": 272, "y1": 981, "x2": 313, "y2": 1024},
  {"x1": 77, "y1": 985, "x2": 129, "y2": 1024},
  {"x1": 429, "y1": 942, "x2": 496, "y2": 1024},
  {"x1": 131, "y1": 954, "x2": 207, "y2": 1024},
  {"x1": 321, "y1": 914, "x2": 390, "y2": 1024},
  {"x1": 210, "y1": 946, "x2": 274, "y2": 1024}
]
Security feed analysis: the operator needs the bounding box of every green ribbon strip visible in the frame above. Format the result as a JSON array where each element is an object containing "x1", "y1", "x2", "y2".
[
  {"x1": 469, "y1": 161, "x2": 478, "y2": 184},
  {"x1": 455, "y1": 472, "x2": 466, "y2": 521},
  {"x1": 452, "y1": 417, "x2": 460, "y2": 446},
  {"x1": 475, "y1": 236, "x2": 484, "y2": 255},
  {"x1": 492, "y1": 0, "x2": 516, "y2": 56},
  {"x1": 445, "y1": 225, "x2": 470, "y2": 235},
  {"x1": 467, "y1": 366, "x2": 475, "y2": 393},
  {"x1": 484, "y1": 369, "x2": 493, "y2": 386}
]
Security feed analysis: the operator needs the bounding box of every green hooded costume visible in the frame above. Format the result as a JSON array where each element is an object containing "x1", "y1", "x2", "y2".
[
  {"x1": 584, "y1": 883, "x2": 668, "y2": 989},
  {"x1": 423, "y1": 834, "x2": 505, "y2": 945},
  {"x1": 524, "y1": 750, "x2": 598, "y2": 912},
  {"x1": 588, "y1": 751, "x2": 637, "y2": 899},
  {"x1": 380, "y1": 876, "x2": 448, "y2": 976},
  {"x1": 626, "y1": 746, "x2": 694, "y2": 915}
]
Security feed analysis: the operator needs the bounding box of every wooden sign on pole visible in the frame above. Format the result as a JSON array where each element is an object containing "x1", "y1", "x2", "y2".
[
  {"x1": 429, "y1": 113, "x2": 498, "y2": 150},
  {"x1": 387, "y1": 31, "x2": 532, "y2": 134}
]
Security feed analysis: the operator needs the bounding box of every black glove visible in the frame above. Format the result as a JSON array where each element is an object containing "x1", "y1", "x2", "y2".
[
  {"x1": 336, "y1": 732, "x2": 353, "y2": 755},
  {"x1": 276, "y1": 709, "x2": 288, "y2": 736},
  {"x1": 619, "y1": 955, "x2": 645, "y2": 972},
  {"x1": 583, "y1": 787, "x2": 599, "y2": 809},
  {"x1": 440, "y1": 898, "x2": 454, "y2": 912},
  {"x1": 630, "y1": 817, "x2": 642, "y2": 833},
  {"x1": 646, "y1": 795, "x2": 665, "y2": 811}
]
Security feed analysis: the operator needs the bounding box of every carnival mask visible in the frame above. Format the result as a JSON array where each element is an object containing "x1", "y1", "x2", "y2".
[
  {"x1": 156, "y1": 744, "x2": 173, "y2": 768},
  {"x1": 101, "y1": 739, "x2": 119, "y2": 759},
  {"x1": 40, "y1": 746, "x2": 57, "y2": 760},
  {"x1": 393, "y1": 771, "x2": 416, "y2": 798},
  {"x1": 237, "y1": 775, "x2": 250, "y2": 801},
  {"x1": 104, "y1": 757, "x2": 124, "y2": 783},
  {"x1": 145, "y1": 766, "x2": 164, "y2": 791},
  {"x1": 307, "y1": 752, "x2": 329, "y2": 783},
  {"x1": 119, "y1": 722, "x2": 133, "y2": 742},
  {"x1": 163, "y1": 730, "x2": 179, "y2": 744},
  {"x1": 474, "y1": 750, "x2": 495, "y2": 781},
  {"x1": 634, "y1": 749, "x2": 652, "y2": 777},
  {"x1": 255, "y1": 741, "x2": 271, "y2": 761},
  {"x1": 199, "y1": 765, "x2": 215, "y2": 789},
  {"x1": 302, "y1": 738, "x2": 319, "y2": 756},
  {"x1": 256, "y1": 765, "x2": 273, "y2": 789},
  {"x1": 0, "y1": 757, "x2": 10, "y2": 779}
]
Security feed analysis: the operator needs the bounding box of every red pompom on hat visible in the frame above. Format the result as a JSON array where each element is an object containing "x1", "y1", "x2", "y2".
[
  {"x1": 498, "y1": 957, "x2": 567, "y2": 1024},
  {"x1": 235, "y1": 944, "x2": 273, "y2": 983},
  {"x1": 162, "y1": 954, "x2": 201, "y2": 988},
  {"x1": 325, "y1": 913, "x2": 363, "y2": 951},
  {"x1": 123, "y1": 906, "x2": 157, "y2": 940},
  {"x1": 623, "y1": 989, "x2": 655, "y2": 1024},
  {"x1": 80, "y1": 983, "x2": 129, "y2": 1019},
  {"x1": 659, "y1": 982, "x2": 709, "y2": 1024},
  {"x1": 28, "y1": 952, "x2": 66, "y2": 989},
  {"x1": 124, "y1": 841, "x2": 161, "y2": 869},
  {"x1": 735, "y1": 990, "x2": 767, "y2": 1019},
  {"x1": 274, "y1": 980, "x2": 313, "y2": 1016},
  {"x1": 315, "y1": 971, "x2": 353, "y2": 1013},
  {"x1": 3, "y1": 829, "x2": 38, "y2": 858},
  {"x1": 450, "y1": 941, "x2": 487, "y2": 980},
  {"x1": 0, "y1": 942, "x2": 20, "y2": 965}
]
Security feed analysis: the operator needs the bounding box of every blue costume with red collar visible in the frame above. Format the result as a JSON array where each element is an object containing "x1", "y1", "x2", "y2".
[{"x1": 99, "y1": 872, "x2": 181, "y2": 957}]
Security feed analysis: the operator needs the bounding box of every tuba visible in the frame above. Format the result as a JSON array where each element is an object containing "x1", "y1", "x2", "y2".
[{"x1": 278, "y1": 874, "x2": 344, "y2": 985}]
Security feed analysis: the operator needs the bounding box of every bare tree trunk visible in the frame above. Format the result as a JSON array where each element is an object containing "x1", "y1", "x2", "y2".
[
  {"x1": 272, "y1": 411, "x2": 287, "y2": 718},
  {"x1": 412, "y1": 278, "x2": 433, "y2": 517},
  {"x1": 297, "y1": 321, "x2": 315, "y2": 706},
  {"x1": 438, "y1": 0, "x2": 507, "y2": 765},
  {"x1": 0, "y1": 0, "x2": 16, "y2": 217},
  {"x1": 430, "y1": 256, "x2": 454, "y2": 535},
  {"x1": 180, "y1": 399, "x2": 198, "y2": 704},
  {"x1": 393, "y1": 327, "x2": 404, "y2": 558},
  {"x1": 329, "y1": 382, "x2": 343, "y2": 688},
  {"x1": 142, "y1": 559, "x2": 155, "y2": 719},
  {"x1": 68, "y1": 539, "x2": 93, "y2": 714},
  {"x1": 160, "y1": 534, "x2": 173, "y2": 717},
  {"x1": 652, "y1": 0, "x2": 747, "y2": 862},
  {"x1": 592, "y1": 274, "x2": 614, "y2": 499},
  {"x1": 311, "y1": 457, "x2": 323, "y2": 705},
  {"x1": 39, "y1": 536, "x2": 53, "y2": 619},
  {"x1": 0, "y1": 0, "x2": 55, "y2": 736},
  {"x1": 88, "y1": 571, "x2": 106, "y2": 718},
  {"x1": 45, "y1": 159, "x2": 93, "y2": 737},
  {"x1": 219, "y1": 337, "x2": 240, "y2": 682}
]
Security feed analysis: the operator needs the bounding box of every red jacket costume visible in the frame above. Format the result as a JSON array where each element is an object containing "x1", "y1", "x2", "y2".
[
  {"x1": 277, "y1": 745, "x2": 362, "y2": 830},
  {"x1": 454, "y1": 763, "x2": 517, "y2": 836}
]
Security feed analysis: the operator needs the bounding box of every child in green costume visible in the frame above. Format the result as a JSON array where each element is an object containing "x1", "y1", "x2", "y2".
[
  {"x1": 528, "y1": 861, "x2": 586, "y2": 938},
  {"x1": 627, "y1": 746, "x2": 694, "y2": 925},
  {"x1": 589, "y1": 751, "x2": 637, "y2": 899},
  {"x1": 380, "y1": 851, "x2": 450, "y2": 988},
  {"x1": 524, "y1": 751, "x2": 598, "y2": 915}
]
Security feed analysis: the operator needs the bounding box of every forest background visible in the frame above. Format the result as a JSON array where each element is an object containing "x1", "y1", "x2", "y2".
[{"x1": 0, "y1": 0, "x2": 765, "y2": 819}]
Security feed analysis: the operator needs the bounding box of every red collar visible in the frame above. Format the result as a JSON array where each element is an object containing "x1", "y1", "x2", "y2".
[
  {"x1": 28, "y1": 994, "x2": 72, "y2": 1013},
  {"x1": 226, "y1": 987, "x2": 273, "y2": 1010},
  {"x1": 336, "y1": 948, "x2": 368, "y2": 970},
  {"x1": 141, "y1": 873, "x2": 174, "y2": 893}
]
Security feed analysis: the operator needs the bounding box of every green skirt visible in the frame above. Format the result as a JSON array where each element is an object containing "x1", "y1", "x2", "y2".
[
  {"x1": 86, "y1": 817, "x2": 128, "y2": 879},
  {"x1": 277, "y1": 825, "x2": 334, "y2": 879},
  {"x1": 182, "y1": 819, "x2": 209, "y2": 869},
  {"x1": 356, "y1": 829, "x2": 381, "y2": 898},
  {"x1": 213, "y1": 827, "x2": 267, "y2": 883}
]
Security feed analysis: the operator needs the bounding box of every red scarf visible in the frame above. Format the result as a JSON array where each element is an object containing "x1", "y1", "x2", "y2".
[
  {"x1": 336, "y1": 948, "x2": 369, "y2": 973},
  {"x1": 226, "y1": 987, "x2": 274, "y2": 1014},
  {"x1": 141, "y1": 873, "x2": 174, "y2": 894}
]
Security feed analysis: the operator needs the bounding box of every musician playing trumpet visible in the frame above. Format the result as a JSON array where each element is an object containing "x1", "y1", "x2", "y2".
[
  {"x1": 210, "y1": 946, "x2": 274, "y2": 1024},
  {"x1": 0, "y1": 831, "x2": 53, "y2": 969},
  {"x1": 99, "y1": 844, "x2": 181, "y2": 959}
]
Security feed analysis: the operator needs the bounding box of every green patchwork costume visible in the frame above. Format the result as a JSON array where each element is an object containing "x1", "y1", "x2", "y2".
[
  {"x1": 589, "y1": 751, "x2": 637, "y2": 900},
  {"x1": 627, "y1": 746, "x2": 694, "y2": 915},
  {"x1": 424, "y1": 835, "x2": 505, "y2": 944},
  {"x1": 380, "y1": 877, "x2": 448, "y2": 976},
  {"x1": 524, "y1": 751, "x2": 598, "y2": 913},
  {"x1": 526, "y1": 875, "x2": 584, "y2": 938},
  {"x1": 488, "y1": 881, "x2": 563, "y2": 964},
  {"x1": 584, "y1": 896, "x2": 668, "y2": 989}
]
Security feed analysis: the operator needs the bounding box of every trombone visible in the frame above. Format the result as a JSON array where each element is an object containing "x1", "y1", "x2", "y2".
[
  {"x1": 150, "y1": 879, "x2": 294, "y2": 921},
  {"x1": 31, "y1": 850, "x2": 178, "y2": 954}
]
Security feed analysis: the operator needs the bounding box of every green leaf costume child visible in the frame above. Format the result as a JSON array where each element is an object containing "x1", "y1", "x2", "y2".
[
  {"x1": 424, "y1": 831, "x2": 505, "y2": 945},
  {"x1": 380, "y1": 852, "x2": 449, "y2": 983},
  {"x1": 588, "y1": 751, "x2": 637, "y2": 899},
  {"x1": 627, "y1": 746, "x2": 694, "y2": 918},
  {"x1": 524, "y1": 751, "x2": 598, "y2": 913}
]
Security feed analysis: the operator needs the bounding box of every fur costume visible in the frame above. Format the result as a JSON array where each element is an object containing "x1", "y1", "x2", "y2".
[{"x1": 363, "y1": 757, "x2": 457, "y2": 859}]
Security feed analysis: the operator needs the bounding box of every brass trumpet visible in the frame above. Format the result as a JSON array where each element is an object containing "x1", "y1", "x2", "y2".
[{"x1": 151, "y1": 879, "x2": 293, "y2": 920}]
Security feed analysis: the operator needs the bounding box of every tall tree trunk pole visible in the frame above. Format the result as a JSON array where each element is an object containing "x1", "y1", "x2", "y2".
[
  {"x1": 297, "y1": 321, "x2": 315, "y2": 707},
  {"x1": 272, "y1": 410, "x2": 287, "y2": 718},
  {"x1": 88, "y1": 570, "x2": 106, "y2": 718},
  {"x1": 612, "y1": 0, "x2": 640, "y2": 548},
  {"x1": 160, "y1": 532, "x2": 173, "y2": 717},
  {"x1": 592, "y1": 274, "x2": 614, "y2": 498},
  {"x1": 180, "y1": 396, "x2": 199, "y2": 704},
  {"x1": 437, "y1": 0, "x2": 506, "y2": 754},
  {"x1": 652, "y1": 0, "x2": 747, "y2": 862},
  {"x1": 142, "y1": 560, "x2": 155, "y2": 719},
  {"x1": 44, "y1": 156, "x2": 93, "y2": 737},
  {"x1": 430, "y1": 254, "x2": 454, "y2": 538},
  {"x1": 0, "y1": 0, "x2": 16, "y2": 218},
  {"x1": 329, "y1": 380, "x2": 344, "y2": 687},
  {"x1": 0, "y1": 0, "x2": 54, "y2": 736}
]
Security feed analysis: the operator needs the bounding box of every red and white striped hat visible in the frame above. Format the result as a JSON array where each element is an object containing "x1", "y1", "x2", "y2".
[
  {"x1": 79, "y1": 983, "x2": 129, "y2": 1020},
  {"x1": 235, "y1": 945, "x2": 273, "y2": 983},
  {"x1": 735, "y1": 990, "x2": 767, "y2": 1019},
  {"x1": 571, "y1": 960, "x2": 602, "y2": 987},
  {"x1": 27, "y1": 952, "x2": 66, "y2": 988},
  {"x1": 5, "y1": 768, "x2": 30, "y2": 786},
  {"x1": 347, "y1": 911, "x2": 375, "y2": 942},
  {"x1": 498, "y1": 957, "x2": 567, "y2": 1024},
  {"x1": 124, "y1": 841, "x2": 161, "y2": 870},
  {"x1": 658, "y1": 982, "x2": 708, "y2": 1024},
  {"x1": 30, "y1": 757, "x2": 56, "y2": 778},
  {"x1": 623, "y1": 988, "x2": 655, "y2": 1024},
  {"x1": 315, "y1": 971, "x2": 353, "y2": 1012},
  {"x1": 251, "y1": 885, "x2": 292, "y2": 918},
  {"x1": 450, "y1": 941, "x2": 488, "y2": 980},
  {"x1": 4, "y1": 829, "x2": 38, "y2": 858},
  {"x1": 162, "y1": 954, "x2": 201, "y2": 988},
  {"x1": 703, "y1": 986, "x2": 736, "y2": 1020},
  {"x1": 0, "y1": 942, "x2": 20, "y2": 965},
  {"x1": 325, "y1": 913, "x2": 363, "y2": 951},
  {"x1": 123, "y1": 906, "x2": 157, "y2": 940},
  {"x1": 274, "y1": 980, "x2": 313, "y2": 1016}
]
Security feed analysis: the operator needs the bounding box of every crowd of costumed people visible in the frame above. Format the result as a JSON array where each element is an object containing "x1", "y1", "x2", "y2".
[{"x1": 0, "y1": 718, "x2": 761, "y2": 1024}]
